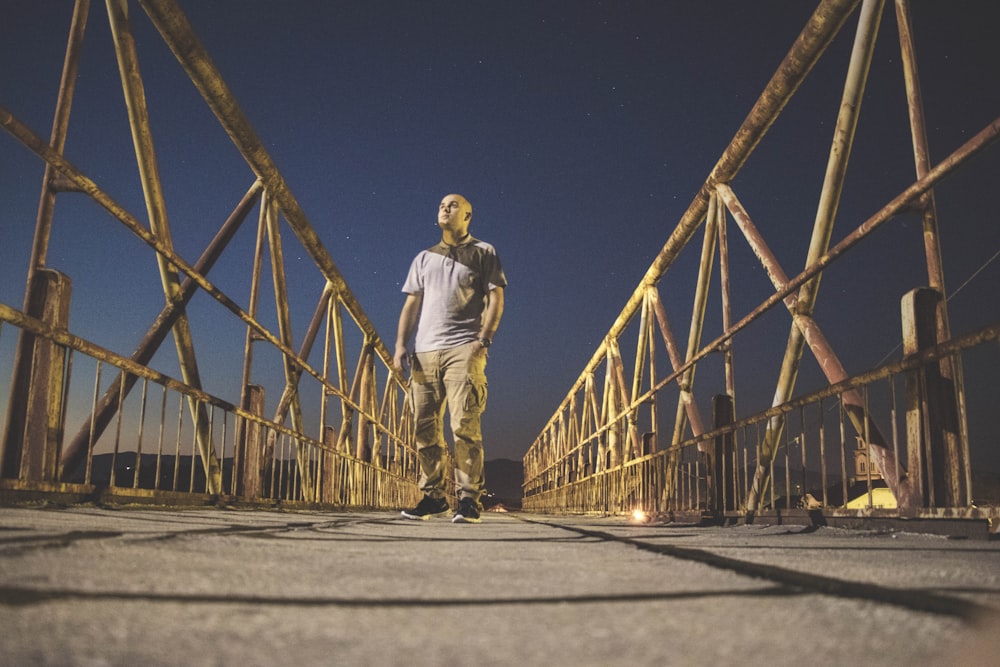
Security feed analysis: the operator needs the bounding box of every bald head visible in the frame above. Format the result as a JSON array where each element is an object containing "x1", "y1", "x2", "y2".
[
  {"x1": 441, "y1": 194, "x2": 471, "y2": 218},
  {"x1": 438, "y1": 193, "x2": 473, "y2": 238}
]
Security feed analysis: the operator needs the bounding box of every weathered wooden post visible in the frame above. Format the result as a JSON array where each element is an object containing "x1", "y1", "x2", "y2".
[
  {"x1": 902, "y1": 288, "x2": 967, "y2": 509},
  {"x1": 235, "y1": 384, "x2": 265, "y2": 498},
  {"x1": 321, "y1": 425, "x2": 337, "y2": 504},
  {"x1": 1, "y1": 269, "x2": 71, "y2": 483},
  {"x1": 711, "y1": 394, "x2": 735, "y2": 515}
]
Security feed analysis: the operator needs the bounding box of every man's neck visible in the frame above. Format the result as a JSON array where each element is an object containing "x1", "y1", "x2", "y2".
[{"x1": 441, "y1": 230, "x2": 471, "y2": 246}]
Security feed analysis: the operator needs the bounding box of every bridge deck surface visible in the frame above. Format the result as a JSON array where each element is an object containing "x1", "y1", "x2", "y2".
[{"x1": 1, "y1": 506, "x2": 998, "y2": 666}]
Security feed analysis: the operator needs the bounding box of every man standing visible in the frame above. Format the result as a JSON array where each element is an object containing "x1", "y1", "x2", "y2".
[{"x1": 394, "y1": 194, "x2": 507, "y2": 523}]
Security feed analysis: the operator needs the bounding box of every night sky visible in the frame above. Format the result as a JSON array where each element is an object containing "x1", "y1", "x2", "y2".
[{"x1": 2, "y1": 1, "x2": 999, "y2": 467}]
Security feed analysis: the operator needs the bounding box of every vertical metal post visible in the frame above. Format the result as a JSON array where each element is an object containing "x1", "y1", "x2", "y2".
[
  {"x1": 331, "y1": 299, "x2": 350, "y2": 454},
  {"x1": 644, "y1": 290, "x2": 659, "y2": 455},
  {"x1": 584, "y1": 374, "x2": 596, "y2": 476},
  {"x1": 239, "y1": 189, "x2": 269, "y2": 427},
  {"x1": 343, "y1": 344, "x2": 371, "y2": 460},
  {"x1": 717, "y1": 200, "x2": 735, "y2": 399},
  {"x1": 670, "y1": 195, "x2": 718, "y2": 452},
  {"x1": 24, "y1": 0, "x2": 90, "y2": 282},
  {"x1": 556, "y1": 413, "x2": 567, "y2": 482},
  {"x1": 377, "y1": 372, "x2": 394, "y2": 471},
  {"x1": 356, "y1": 344, "x2": 374, "y2": 463},
  {"x1": 571, "y1": 394, "x2": 584, "y2": 480},
  {"x1": 630, "y1": 293, "x2": 651, "y2": 431},
  {"x1": 601, "y1": 346, "x2": 616, "y2": 470}
]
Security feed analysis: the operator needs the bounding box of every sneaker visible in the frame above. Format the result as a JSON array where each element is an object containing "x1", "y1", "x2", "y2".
[
  {"x1": 401, "y1": 495, "x2": 450, "y2": 520},
  {"x1": 452, "y1": 498, "x2": 482, "y2": 523}
]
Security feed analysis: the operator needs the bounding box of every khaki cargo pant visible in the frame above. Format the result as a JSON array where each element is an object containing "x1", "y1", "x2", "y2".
[{"x1": 410, "y1": 341, "x2": 488, "y2": 505}]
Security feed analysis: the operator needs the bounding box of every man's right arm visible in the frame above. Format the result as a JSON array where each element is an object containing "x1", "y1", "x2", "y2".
[{"x1": 393, "y1": 293, "x2": 422, "y2": 372}]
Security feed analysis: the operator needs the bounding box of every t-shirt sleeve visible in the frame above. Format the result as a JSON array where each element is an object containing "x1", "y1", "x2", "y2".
[
  {"x1": 483, "y1": 249, "x2": 508, "y2": 291},
  {"x1": 401, "y1": 253, "x2": 423, "y2": 295}
]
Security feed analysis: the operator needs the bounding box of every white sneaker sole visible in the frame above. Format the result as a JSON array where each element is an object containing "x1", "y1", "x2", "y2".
[{"x1": 401, "y1": 510, "x2": 448, "y2": 520}]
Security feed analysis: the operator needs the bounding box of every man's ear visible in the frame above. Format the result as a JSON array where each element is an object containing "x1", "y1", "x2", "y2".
[{"x1": 464, "y1": 212, "x2": 472, "y2": 221}]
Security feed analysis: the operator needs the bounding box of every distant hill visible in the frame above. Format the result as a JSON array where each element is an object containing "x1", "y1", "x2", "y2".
[
  {"x1": 59, "y1": 453, "x2": 1000, "y2": 511},
  {"x1": 484, "y1": 458, "x2": 524, "y2": 509},
  {"x1": 71, "y1": 452, "x2": 527, "y2": 507},
  {"x1": 973, "y1": 471, "x2": 1000, "y2": 504}
]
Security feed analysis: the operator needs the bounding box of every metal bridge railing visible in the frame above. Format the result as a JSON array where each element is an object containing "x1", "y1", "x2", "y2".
[
  {"x1": 0, "y1": 300, "x2": 420, "y2": 508},
  {"x1": 522, "y1": 0, "x2": 1000, "y2": 533},
  {"x1": 524, "y1": 321, "x2": 999, "y2": 527},
  {"x1": 0, "y1": 0, "x2": 423, "y2": 508}
]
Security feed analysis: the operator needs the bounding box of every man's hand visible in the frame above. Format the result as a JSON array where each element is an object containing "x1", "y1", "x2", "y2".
[
  {"x1": 393, "y1": 345, "x2": 409, "y2": 373},
  {"x1": 473, "y1": 338, "x2": 490, "y2": 356},
  {"x1": 394, "y1": 293, "x2": 422, "y2": 374}
]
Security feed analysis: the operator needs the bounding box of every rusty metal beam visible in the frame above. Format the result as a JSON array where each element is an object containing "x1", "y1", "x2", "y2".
[
  {"x1": 895, "y1": 0, "x2": 971, "y2": 505},
  {"x1": 672, "y1": 321, "x2": 1000, "y2": 453},
  {"x1": 661, "y1": 117, "x2": 1000, "y2": 396},
  {"x1": 107, "y1": 0, "x2": 222, "y2": 493},
  {"x1": 239, "y1": 189, "x2": 270, "y2": 415},
  {"x1": 0, "y1": 1, "x2": 422, "y2": 510},
  {"x1": 25, "y1": 0, "x2": 90, "y2": 283},
  {"x1": 269, "y1": 285, "x2": 334, "y2": 432},
  {"x1": 526, "y1": 106, "x2": 1000, "y2": 500},
  {"x1": 0, "y1": 302, "x2": 413, "y2": 503},
  {"x1": 717, "y1": 201, "x2": 735, "y2": 399},
  {"x1": 1, "y1": 100, "x2": 408, "y2": 461},
  {"x1": 0, "y1": 107, "x2": 364, "y2": 409},
  {"x1": 608, "y1": 339, "x2": 640, "y2": 461},
  {"x1": 530, "y1": 0, "x2": 860, "y2": 441},
  {"x1": 262, "y1": 195, "x2": 313, "y2": 497},
  {"x1": 60, "y1": 180, "x2": 262, "y2": 478},
  {"x1": 747, "y1": 0, "x2": 887, "y2": 515},
  {"x1": 718, "y1": 181, "x2": 907, "y2": 510},
  {"x1": 137, "y1": 0, "x2": 398, "y2": 378},
  {"x1": 648, "y1": 288, "x2": 706, "y2": 438},
  {"x1": 4, "y1": 0, "x2": 90, "y2": 482},
  {"x1": 517, "y1": 0, "x2": 997, "y2": 518},
  {"x1": 670, "y1": 195, "x2": 718, "y2": 453}
]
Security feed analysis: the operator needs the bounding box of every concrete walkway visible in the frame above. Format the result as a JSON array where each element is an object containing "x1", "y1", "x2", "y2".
[{"x1": 1, "y1": 506, "x2": 998, "y2": 666}]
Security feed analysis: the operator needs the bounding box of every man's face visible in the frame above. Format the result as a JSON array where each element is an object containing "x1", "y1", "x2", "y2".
[{"x1": 438, "y1": 195, "x2": 471, "y2": 232}]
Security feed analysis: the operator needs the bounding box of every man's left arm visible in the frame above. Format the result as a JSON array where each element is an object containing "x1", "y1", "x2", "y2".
[{"x1": 477, "y1": 287, "x2": 505, "y2": 348}]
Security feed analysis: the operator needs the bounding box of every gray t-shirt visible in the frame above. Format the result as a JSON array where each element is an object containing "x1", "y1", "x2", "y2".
[{"x1": 402, "y1": 236, "x2": 507, "y2": 353}]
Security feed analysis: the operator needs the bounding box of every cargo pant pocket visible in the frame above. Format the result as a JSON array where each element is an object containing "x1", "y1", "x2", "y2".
[{"x1": 463, "y1": 377, "x2": 488, "y2": 414}]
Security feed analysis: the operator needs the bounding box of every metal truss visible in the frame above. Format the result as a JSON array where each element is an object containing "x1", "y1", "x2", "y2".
[
  {"x1": 522, "y1": 0, "x2": 1000, "y2": 533},
  {"x1": 0, "y1": 0, "x2": 422, "y2": 508}
]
